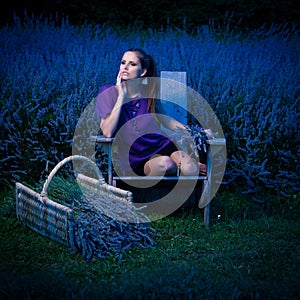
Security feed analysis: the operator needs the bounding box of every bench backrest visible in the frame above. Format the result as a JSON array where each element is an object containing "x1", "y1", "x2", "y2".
[{"x1": 160, "y1": 71, "x2": 187, "y2": 125}]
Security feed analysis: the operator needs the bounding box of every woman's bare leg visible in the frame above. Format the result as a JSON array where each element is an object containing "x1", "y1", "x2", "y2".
[
  {"x1": 143, "y1": 151, "x2": 206, "y2": 176},
  {"x1": 170, "y1": 151, "x2": 200, "y2": 176},
  {"x1": 144, "y1": 155, "x2": 177, "y2": 176}
]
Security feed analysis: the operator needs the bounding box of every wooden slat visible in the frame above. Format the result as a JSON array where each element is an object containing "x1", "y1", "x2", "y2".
[
  {"x1": 206, "y1": 138, "x2": 226, "y2": 145},
  {"x1": 113, "y1": 175, "x2": 207, "y2": 181},
  {"x1": 93, "y1": 136, "x2": 115, "y2": 143},
  {"x1": 160, "y1": 71, "x2": 187, "y2": 124},
  {"x1": 92, "y1": 136, "x2": 225, "y2": 145}
]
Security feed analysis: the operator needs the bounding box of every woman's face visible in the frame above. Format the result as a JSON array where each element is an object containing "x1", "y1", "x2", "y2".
[{"x1": 119, "y1": 51, "x2": 147, "y2": 81}]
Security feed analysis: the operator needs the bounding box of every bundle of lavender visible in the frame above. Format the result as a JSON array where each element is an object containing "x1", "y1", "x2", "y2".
[
  {"x1": 46, "y1": 176, "x2": 158, "y2": 262},
  {"x1": 172, "y1": 124, "x2": 214, "y2": 159}
]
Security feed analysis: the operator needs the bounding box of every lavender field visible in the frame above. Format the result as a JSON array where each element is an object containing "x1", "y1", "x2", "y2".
[{"x1": 0, "y1": 17, "x2": 299, "y2": 200}]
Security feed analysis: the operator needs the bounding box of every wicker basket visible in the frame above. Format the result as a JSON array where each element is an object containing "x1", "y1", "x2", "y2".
[{"x1": 16, "y1": 155, "x2": 133, "y2": 249}]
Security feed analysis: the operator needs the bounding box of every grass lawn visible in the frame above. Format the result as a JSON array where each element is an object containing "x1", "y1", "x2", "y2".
[{"x1": 0, "y1": 186, "x2": 299, "y2": 299}]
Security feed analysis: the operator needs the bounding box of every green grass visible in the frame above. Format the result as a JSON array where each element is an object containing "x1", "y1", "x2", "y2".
[{"x1": 0, "y1": 185, "x2": 299, "y2": 299}]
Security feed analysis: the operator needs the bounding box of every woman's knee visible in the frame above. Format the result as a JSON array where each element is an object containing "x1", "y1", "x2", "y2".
[
  {"x1": 144, "y1": 155, "x2": 176, "y2": 176},
  {"x1": 171, "y1": 151, "x2": 199, "y2": 176},
  {"x1": 160, "y1": 156, "x2": 177, "y2": 174},
  {"x1": 180, "y1": 160, "x2": 199, "y2": 176}
]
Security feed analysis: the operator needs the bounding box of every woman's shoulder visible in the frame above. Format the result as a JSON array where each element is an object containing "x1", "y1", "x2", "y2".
[
  {"x1": 98, "y1": 84, "x2": 117, "y2": 95},
  {"x1": 95, "y1": 84, "x2": 118, "y2": 117}
]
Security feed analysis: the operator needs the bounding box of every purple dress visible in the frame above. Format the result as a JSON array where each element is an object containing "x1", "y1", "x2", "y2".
[{"x1": 95, "y1": 84, "x2": 177, "y2": 175}]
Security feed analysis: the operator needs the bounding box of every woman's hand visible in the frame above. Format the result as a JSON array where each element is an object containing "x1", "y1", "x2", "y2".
[
  {"x1": 204, "y1": 129, "x2": 215, "y2": 139},
  {"x1": 100, "y1": 71, "x2": 128, "y2": 138},
  {"x1": 115, "y1": 71, "x2": 128, "y2": 99}
]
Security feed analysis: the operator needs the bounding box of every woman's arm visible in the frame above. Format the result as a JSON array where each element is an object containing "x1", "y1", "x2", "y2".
[
  {"x1": 100, "y1": 72, "x2": 127, "y2": 138},
  {"x1": 155, "y1": 100, "x2": 213, "y2": 138},
  {"x1": 100, "y1": 96, "x2": 123, "y2": 138},
  {"x1": 157, "y1": 114, "x2": 187, "y2": 131}
]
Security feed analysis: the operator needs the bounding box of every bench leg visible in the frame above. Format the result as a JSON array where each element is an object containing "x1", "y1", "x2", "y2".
[
  {"x1": 203, "y1": 203, "x2": 210, "y2": 228},
  {"x1": 199, "y1": 179, "x2": 211, "y2": 228}
]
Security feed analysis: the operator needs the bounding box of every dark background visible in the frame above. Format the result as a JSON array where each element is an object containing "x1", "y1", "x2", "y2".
[{"x1": 1, "y1": 0, "x2": 300, "y2": 30}]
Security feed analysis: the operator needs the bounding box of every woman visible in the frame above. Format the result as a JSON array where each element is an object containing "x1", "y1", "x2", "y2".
[{"x1": 95, "y1": 48, "x2": 206, "y2": 177}]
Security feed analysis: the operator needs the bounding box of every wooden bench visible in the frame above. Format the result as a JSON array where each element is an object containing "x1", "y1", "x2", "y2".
[{"x1": 94, "y1": 72, "x2": 226, "y2": 227}]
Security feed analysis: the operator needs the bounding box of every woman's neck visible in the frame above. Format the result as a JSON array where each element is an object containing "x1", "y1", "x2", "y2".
[{"x1": 125, "y1": 80, "x2": 141, "y2": 98}]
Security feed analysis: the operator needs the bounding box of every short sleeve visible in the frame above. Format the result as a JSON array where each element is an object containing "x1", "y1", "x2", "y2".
[{"x1": 95, "y1": 84, "x2": 118, "y2": 118}]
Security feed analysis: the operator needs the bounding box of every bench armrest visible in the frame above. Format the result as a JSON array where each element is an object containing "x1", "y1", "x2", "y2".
[
  {"x1": 90, "y1": 135, "x2": 115, "y2": 143},
  {"x1": 206, "y1": 138, "x2": 226, "y2": 146},
  {"x1": 92, "y1": 135, "x2": 226, "y2": 145}
]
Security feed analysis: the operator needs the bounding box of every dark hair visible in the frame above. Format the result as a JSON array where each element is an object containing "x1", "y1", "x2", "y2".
[
  {"x1": 126, "y1": 47, "x2": 158, "y2": 78},
  {"x1": 124, "y1": 48, "x2": 159, "y2": 112}
]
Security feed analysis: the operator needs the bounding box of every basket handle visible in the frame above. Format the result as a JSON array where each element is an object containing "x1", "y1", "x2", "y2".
[{"x1": 41, "y1": 155, "x2": 104, "y2": 198}]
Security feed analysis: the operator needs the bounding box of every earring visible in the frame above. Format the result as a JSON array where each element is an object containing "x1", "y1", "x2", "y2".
[{"x1": 142, "y1": 77, "x2": 148, "y2": 85}]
